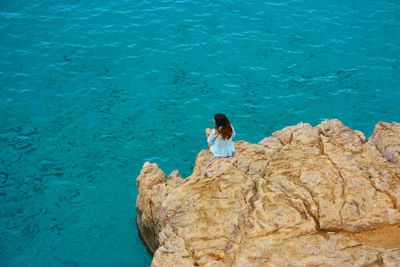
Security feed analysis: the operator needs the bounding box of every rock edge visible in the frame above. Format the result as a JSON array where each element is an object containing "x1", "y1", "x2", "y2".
[{"x1": 136, "y1": 119, "x2": 400, "y2": 267}]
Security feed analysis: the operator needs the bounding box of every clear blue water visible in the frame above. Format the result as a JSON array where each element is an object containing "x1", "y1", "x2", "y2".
[{"x1": 1, "y1": 0, "x2": 399, "y2": 265}]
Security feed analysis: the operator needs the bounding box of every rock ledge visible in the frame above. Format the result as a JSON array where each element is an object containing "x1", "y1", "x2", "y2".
[{"x1": 136, "y1": 119, "x2": 400, "y2": 266}]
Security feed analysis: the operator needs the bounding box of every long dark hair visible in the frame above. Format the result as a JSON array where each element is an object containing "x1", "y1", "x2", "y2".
[{"x1": 214, "y1": 113, "x2": 233, "y2": 140}]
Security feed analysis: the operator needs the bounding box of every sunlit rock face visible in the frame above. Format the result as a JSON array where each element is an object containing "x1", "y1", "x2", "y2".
[
  {"x1": 369, "y1": 121, "x2": 400, "y2": 168},
  {"x1": 136, "y1": 119, "x2": 400, "y2": 267}
]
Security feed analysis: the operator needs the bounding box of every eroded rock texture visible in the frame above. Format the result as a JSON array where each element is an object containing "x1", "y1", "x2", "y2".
[
  {"x1": 369, "y1": 122, "x2": 400, "y2": 168},
  {"x1": 136, "y1": 119, "x2": 400, "y2": 266}
]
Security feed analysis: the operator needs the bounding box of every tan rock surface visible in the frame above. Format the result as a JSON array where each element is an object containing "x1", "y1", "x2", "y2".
[
  {"x1": 136, "y1": 119, "x2": 400, "y2": 266},
  {"x1": 369, "y1": 122, "x2": 400, "y2": 168}
]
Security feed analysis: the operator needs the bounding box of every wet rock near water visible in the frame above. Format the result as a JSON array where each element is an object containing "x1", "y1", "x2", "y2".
[{"x1": 136, "y1": 119, "x2": 400, "y2": 266}]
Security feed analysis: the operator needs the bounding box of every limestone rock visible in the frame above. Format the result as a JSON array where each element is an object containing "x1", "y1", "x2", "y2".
[
  {"x1": 136, "y1": 120, "x2": 400, "y2": 266},
  {"x1": 369, "y1": 121, "x2": 400, "y2": 168}
]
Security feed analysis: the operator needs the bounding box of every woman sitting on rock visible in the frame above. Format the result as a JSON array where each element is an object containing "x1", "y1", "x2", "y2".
[{"x1": 205, "y1": 113, "x2": 235, "y2": 157}]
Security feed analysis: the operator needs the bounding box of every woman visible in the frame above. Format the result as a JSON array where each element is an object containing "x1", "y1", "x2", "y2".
[{"x1": 205, "y1": 113, "x2": 235, "y2": 157}]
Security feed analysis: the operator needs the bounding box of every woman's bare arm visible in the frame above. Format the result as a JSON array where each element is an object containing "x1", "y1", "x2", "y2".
[
  {"x1": 206, "y1": 128, "x2": 211, "y2": 138},
  {"x1": 206, "y1": 128, "x2": 212, "y2": 149}
]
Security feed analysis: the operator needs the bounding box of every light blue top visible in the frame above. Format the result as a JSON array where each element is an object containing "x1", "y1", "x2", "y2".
[{"x1": 207, "y1": 126, "x2": 235, "y2": 157}]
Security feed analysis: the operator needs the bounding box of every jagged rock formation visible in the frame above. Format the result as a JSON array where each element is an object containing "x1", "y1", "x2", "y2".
[
  {"x1": 370, "y1": 122, "x2": 400, "y2": 168},
  {"x1": 136, "y1": 119, "x2": 400, "y2": 266}
]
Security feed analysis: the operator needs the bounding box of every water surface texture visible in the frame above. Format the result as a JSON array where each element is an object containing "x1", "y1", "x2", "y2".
[{"x1": 1, "y1": 0, "x2": 399, "y2": 266}]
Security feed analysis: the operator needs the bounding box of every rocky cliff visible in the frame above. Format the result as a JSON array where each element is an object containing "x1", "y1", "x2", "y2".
[{"x1": 136, "y1": 119, "x2": 400, "y2": 266}]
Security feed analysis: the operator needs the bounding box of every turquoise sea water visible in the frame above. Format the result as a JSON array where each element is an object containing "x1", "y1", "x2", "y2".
[{"x1": 1, "y1": 0, "x2": 399, "y2": 266}]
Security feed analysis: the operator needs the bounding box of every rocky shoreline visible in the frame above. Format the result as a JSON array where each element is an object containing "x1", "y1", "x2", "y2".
[{"x1": 136, "y1": 119, "x2": 400, "y2": 266}]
